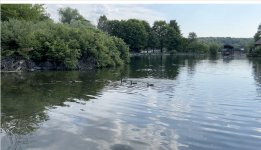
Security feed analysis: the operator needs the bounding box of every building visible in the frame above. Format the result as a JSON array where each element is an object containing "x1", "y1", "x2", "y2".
[{"x1": 222, "y1": 44, "x2": 234, "y2": 56}]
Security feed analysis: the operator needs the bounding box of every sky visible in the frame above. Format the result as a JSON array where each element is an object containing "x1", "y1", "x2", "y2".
[{"x1": 46, "y1": 4, "x2": 261, "y2": 38}]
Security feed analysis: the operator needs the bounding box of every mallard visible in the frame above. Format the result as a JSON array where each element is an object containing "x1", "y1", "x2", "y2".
[{"x1": 147, "y1": 83, "x2": 154, "y2": 87}]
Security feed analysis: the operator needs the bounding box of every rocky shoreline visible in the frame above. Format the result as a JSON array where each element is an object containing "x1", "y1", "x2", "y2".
[{"x1": 1, "y1": 56, "x2": 96, "y2": 72}]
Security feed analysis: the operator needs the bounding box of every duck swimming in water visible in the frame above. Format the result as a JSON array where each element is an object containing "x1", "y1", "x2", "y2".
[
  {"x1": 147, "y1": 83, "x2": 154, "y2": 87},
  {"x1": 130, "y1": 80, "x2": 137, "y2": 85}
]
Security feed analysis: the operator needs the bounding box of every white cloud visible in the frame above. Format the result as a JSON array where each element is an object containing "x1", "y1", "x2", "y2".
[{"x1": 46, "y1": 4, "x2": 166, "y2": 25}]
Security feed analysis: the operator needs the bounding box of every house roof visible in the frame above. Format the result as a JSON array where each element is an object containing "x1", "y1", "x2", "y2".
[
  {"x1": 255, "y1": 39, "x2": 261, "y2": 46},
  {"x1": 224, "y1": 44, "x2": 234, "y2": 49}
]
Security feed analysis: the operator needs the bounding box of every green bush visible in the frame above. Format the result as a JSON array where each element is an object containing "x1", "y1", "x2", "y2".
[
  {"x1": 186, "y1": 41, "x2": 209, "y2": 53},
  {"x1": 1, "y1": 19, "x2": 130, "y2": 69},
  {"x1": 209, "y1": 44, "x2": 219, "y2": 56},
  {"x1": 253, "y1": 46, "x2": 261, "y2": 56}
]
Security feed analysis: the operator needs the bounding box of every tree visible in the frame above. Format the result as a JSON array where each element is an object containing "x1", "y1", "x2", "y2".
[
  {"x1": 148, "y1": 31, "x2": 160, "y2": 53},
  {"x1": 152, "y1": 21, "x2": 168, "y2": 52},
  {"x1": 209, "y1": 44, "x2": 219, "y2": 56},
  {"x1": 97, "y1": 15, "x2": 108, "y2": 31},
  {"x1": 169, "y1": 20, "x2": 181, "y2": 34},
  {"x1": 188, "y1": 32, "x2": 197, "y2": 43},
  {"x1": 254, "y1": 23, "x2": 261, "y2": 42},
  {"x1": 1, "y1": 4, "x2": 50, "y2": 21},
  {"x1": 141, "y1": 20, "x2": 151, "y2": 49},
  {"x1": 58, "y1": 7, "x2": 86, "y2": 24},
  {"x1": 70, "y1": 19, "x2": 95, "y2": 29},
  {"x1": 165, "y1": 27, "x2": 181, "y2": 52},
  {"x1": 123, "y1": 19, "x2": 148, "y2": 52},
  {"x1": 103, "y1": 19, "x2": 149, "y2": 52}
]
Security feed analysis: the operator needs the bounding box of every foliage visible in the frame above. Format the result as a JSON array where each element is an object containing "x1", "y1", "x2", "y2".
[
  {"x1": 188, "y1": 32, "x2": 197, "y2": 43},
  {"x1": 152, "y1": 21, "x2": 168, "y2": 52},
  {"x1": 169, "y1": 20, "x2": 181, "y2": 34},
  {"x1": 165, "y1": 27, "x2": 182, "y2": 52},
  {"x1": 112, "y1": 37, "x2": 130, "y2": 63},
  {"x1": 254, "y1": 23, "x2": 261, "y2": 42},
  {"x1": 98, "y1": 17, "x2": 149, "y2": 52},
  {"x1": 252, "y1": 46, "x2": 261, "y2": 56},
  {"x1": 97, "y1": 15, "x2": 108, "y2": 31},
  {"x1": 58, "y1": 7, "x2": 87, "y2": 24},
  {"x1": 1, "y1": 19, "x2": 130, "y2": 69},
  {"x1": 1, "y1": 4, "x2": 50, "y2": 21},
  {"x1": 198, "y1": 37, "x2": 253, "y2": 50},
  {"x1": 1, "y1": 6, "x2": 130, "y2": 69},
  {"x1": 209, "y1": 44, "x2": 219, "y2": 56},
  {"x1": 148, "y1": 30, "x2": 160, "y2": 51},
  {"x1": 187, "y1": 41, "x2": 209, "y2": 53}
]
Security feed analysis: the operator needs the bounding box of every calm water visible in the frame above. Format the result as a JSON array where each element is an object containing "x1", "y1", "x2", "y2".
[{"x1": 1, "y1": 55, "x2": 261, "y2": 150}]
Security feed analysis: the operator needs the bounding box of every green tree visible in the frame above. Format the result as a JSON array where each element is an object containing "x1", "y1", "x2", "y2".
[
  {"x1": 141, "y1": 20, "x2": 151, "y2": 49},
  {"x1": 123, "y1": 19, "x2": 148, "y2": 52},
  {"x1": 58, "y1": 7, "x2": 86, "y2": 24},
  {"x1": 254, "y1": 23, "x2": 261, "y2": 42},
  {"x1": 188, "y1": 32, "x2": 197, "y2": 43},
  {"x1": 169, "y1": 20, "x2": 181, "y2": 34},
  {"x1": 148, "y1": 31, "x2": 160, "y2": 52},
  {"x1": 209, "y1": 44, "x2": 219, "y2": 56},
  {"x1": 70, "y1": 19, "x2": 95, "y2": 29},
  {"x1": 104, "y1": 19, "x2": 148, "y2": 52},
  {"x1": 1, "y1": 4, "x2": 49, "y2": 21},
  {"x1": 97, "y1": 15, "x2": 108, "y2": 31},
  {"x1": 165, "y1": 27, "x2": 181, "y2": 52},
  {"x1": 152, "y1": 21, "x2": 168, "y2": 52},
  {"x1": 187, "y1": 41, "x2": 209, "y2": 53}
]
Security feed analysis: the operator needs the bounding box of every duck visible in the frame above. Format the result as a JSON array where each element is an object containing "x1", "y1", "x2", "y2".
[
  {"x1": 130, "y1": 80, "x2": 137, "y2": 85},
  {"x1": 120, "y1": 78, "x2": 127, "y2": 83},
  {"x1": 147, "y1": 83, "x2": 154, "y2": 87}
]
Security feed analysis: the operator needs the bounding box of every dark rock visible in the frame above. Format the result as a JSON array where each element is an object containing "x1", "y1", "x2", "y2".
[{"x1": 1, "y1": 56, "x2": 96, "y2": 72}]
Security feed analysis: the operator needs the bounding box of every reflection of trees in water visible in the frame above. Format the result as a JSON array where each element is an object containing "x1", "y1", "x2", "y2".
[
  {"x1": 222, "y1": 56, "x2": 234, "y2": 64},
  {"x1": 129, "y1": 55, "x2": 181, "y2": 79},
  {"x1": 250, "y1": 58, "x2": 261, "y2": 96},
  {"x1": 177, "y1": 55, "x2": 204, "y2": 77},
  {"x1": 128, "y1": 54, "x2": 205, "y2": 79},
  {"x1": 1, "y1": 67, "x2": 127, "y2": 149},
  {"x1": 1, "y1": 56, "x2": 204, "y2": 149}
]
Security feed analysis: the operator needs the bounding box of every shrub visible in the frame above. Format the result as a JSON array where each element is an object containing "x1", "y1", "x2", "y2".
[
  {"x1": 1, "y1": 19, "x2": 130, "y2": 69},
  {"x1": 209, "y1": 44, "x2": 219, "y2": 56}
]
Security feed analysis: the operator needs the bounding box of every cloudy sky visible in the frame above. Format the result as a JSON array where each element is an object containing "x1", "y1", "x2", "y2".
[{"x1": 46, "y1": 4, "x2": 261, "y2": 38}]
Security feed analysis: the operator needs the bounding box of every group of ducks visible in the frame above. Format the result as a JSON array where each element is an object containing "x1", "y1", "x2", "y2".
[{"x1": 121, "y1": 79, "x2": 154, "y2": 87}]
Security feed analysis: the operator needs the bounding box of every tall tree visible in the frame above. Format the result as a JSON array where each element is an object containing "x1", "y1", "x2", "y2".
[
  {"x1": 123, "y1": 19, "x2": 148, "y2": 52},
  {"x1": 1, "y1": 4, "x2": 49, "y2": 21},
  {"x1": 58, "y1": 7, "x2": 86, "y2": 24},
  {"x1": 152, "y1": 21, "x2": 168, "y2": 52},
  {"x1": 165, "y1": 27, "x2": 181, "y2": 52},
  {"x1": 254, "y1": 23, "x2": 261, "y2": 42},
  {"x1": 97, "y1": 15, "x2": 108, "y2": 31},
  {"x1": 169, "y1": 20, "x2": 181, "y2": 34},
  {"x1": 141, "y1": 20, "x2": 151, "y2": 49},
  {"x1": 188, "y1": 32, "x2": 197, "y2": 43},
  {"x1": 148, "y1": 31, "x2": 160, "y2": 52}
]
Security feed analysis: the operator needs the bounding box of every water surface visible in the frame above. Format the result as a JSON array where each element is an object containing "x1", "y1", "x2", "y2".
[{"x1": 1, "y1": 55, "x2": 261, "y2": 150}]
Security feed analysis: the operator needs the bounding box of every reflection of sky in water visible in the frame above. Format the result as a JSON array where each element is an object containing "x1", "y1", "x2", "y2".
[{"x1": 1, "y1": 56, "x2": 261, "y2": 150}]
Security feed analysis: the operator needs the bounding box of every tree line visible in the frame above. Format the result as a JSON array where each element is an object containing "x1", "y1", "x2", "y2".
[
  {"x1": 97, "y1": 15, "x2": 217, "y2": 54},
  {"x1": 1, "y1": 5, "x2": 222, "y2": 70},
  {"x1": 198, "y1": 37, "x2": 253, "y2": 51}
]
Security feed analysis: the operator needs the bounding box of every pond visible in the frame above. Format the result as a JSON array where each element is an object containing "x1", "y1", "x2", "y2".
[{"x1": 1, "y1": 55, "x2": 261, "y2": 150}]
